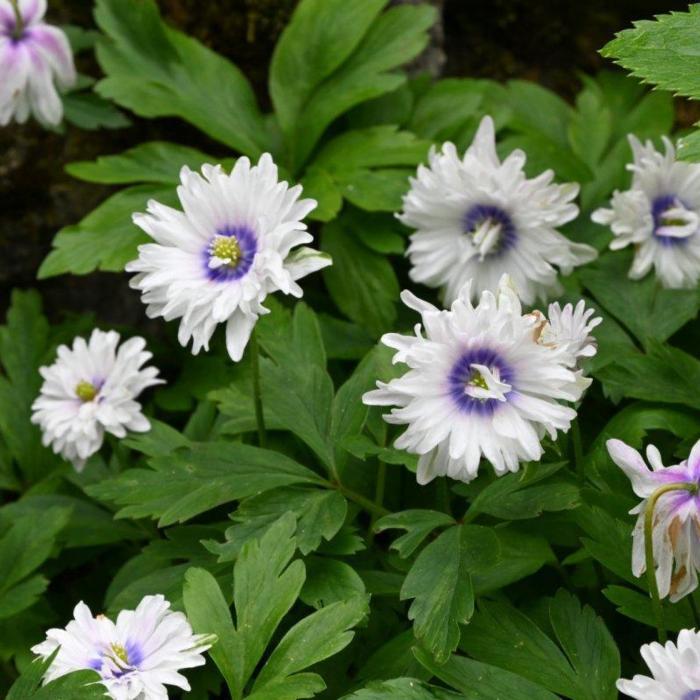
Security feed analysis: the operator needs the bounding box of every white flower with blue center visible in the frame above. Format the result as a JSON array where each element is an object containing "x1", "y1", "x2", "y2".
[
  {"x1": 592, "y1": 135, "x2": 700, "y2": 288},
  {"x1": 363, "y1": 276, "x2": 598, "y2": 484},
  {"x1": 31, "y1": 329, "x2": 162, "y2": 470},
  {"x1": 608, "y1": 438, "x2": 700, "y2": 602},
  {"x1": 617, "y1": 629, "x2": 700, "y2": 700},
  {"x1": 398, "y1": 115, "x2": 597, "y2": 305},
  {"x1": 126, "y1": 154, "x2": 331, "y2": 361},
  {"x1": 32, "y1": 594, "x2": 213, "y2": 700},
  {"x1": 0, "y1": 0, "x2": 76, "y2": 125}
]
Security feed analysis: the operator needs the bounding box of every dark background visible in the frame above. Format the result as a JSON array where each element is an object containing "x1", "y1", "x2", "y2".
[{"x1": 0, "y1": 0, "x2": 692, "y2": 324}]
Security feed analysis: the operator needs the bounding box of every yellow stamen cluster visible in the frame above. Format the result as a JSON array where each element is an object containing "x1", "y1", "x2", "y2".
[
  {"x1": 468, "y1": 371, "x2": 488, "y2": 391},
  {"x1": 211, "y1": 236, "x2": 242, "y2": 267},
  {"x1": 75, "y1": 380, "x2": 98, "y2": 402},
  {"x1": 110, "y1": 643, "x2": 129, "y2": 665}
]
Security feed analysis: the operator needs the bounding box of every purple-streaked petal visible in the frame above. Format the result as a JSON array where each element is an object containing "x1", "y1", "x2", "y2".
[{"x1": 607, "y1": 438, "x2": 659, "y2": 497}]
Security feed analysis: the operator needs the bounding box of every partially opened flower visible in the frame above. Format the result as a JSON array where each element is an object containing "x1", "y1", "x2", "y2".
[
  {"x1": 617, "y1": 628, "x2": 700, "y2": 700},
  {"x1": 126, "y1": 155, "x2": 331, "y2": 361},
  {"x1": 607, "y1": 438, "x2": 700, "y2": 602},
  {"x1": 31, "y1": 329, "x2": 162, "y2": 470},
  {"x1": 0, "y1": 0, "x2": 76, "y2": 125},
  {"x1": 592, "y1": 135, "x2": 700, "y2": 288},
  {"x1": 363, "y1": 276, "x2": 598, "y2": 484},
  {"x1": 398, "y1": 115, "x2": 596, "y2": 305},
  {"x1": 32, "y1": 594, "x2": 213, "y2": 700}
]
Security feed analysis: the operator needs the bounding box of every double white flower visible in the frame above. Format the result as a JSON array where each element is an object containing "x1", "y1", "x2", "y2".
[
  {"x1": 127, "y1": 154, "x2": 331, "y2": 362},
  {"x1": 31, "y1": 329, "x2": 162, "y2": 470},
  {"x1": 32, "y1": 594, "x2": 213, "y2": 700},
  {"x1": 608, "y1": 438, "x2": 700, "y2": 602},
  {"x1": 618, "y1": 629, "x2": 700, "y2": 700},
  {"x1": 364, "y1": 276, "x2": 599, "y2": 484},
  {"x1": 0, "y1": 0, "x2": 76, "y2": 125},
  {"x1": 593, "y1": 136, "x2": 700, "y2": 289},
  {"x1": 399, "y1": 115, "x2": 596, "y2": 305}
]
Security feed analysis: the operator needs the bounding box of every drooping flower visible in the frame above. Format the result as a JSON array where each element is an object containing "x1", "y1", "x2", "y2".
[
  {"x1": 617, "y1": 629, "x2": 700, "y2": 700},
  {"x1": 535, "y1": 299, "x2": 602, "y2": 366},
  {"x1": 398, "y1": 115, "x2": 596, "y2": 305},
  {"x1": 126, "y1": 155, "x2": 331, "y2": 362},
  {"x1": 607, "y1": 438, "x2": 700, "y2": 602},
  {"x1": 363, "y1": 276, "x2": 598, "y2": 484},
  {"x1": 592, "y1": 135, "x2": 700, "y2": 288},
  {"x1": 0, "y1": 0, "x2": 76, "y2": 126},
  {"x1": 32, "y1": 594, "x2": 213, "y2": 700},
  {"x1": 31, "y1": 329, "x2": 162, "y2": 470}
]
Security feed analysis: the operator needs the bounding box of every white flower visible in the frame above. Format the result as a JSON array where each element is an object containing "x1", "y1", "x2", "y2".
[
  {"x1": 398, "y1": 115, "x2": 596, "y2": 306},
  {"x1": 0, "y1": 0, "x2": 76, "y2": 125},
  {"x1": 32, "y1": 594, "x2": 213, "y2": 700},
  {"x1": 363, "y1": 276, "x2": 597, "y2": 484},
  {"x1": 607, "y1": 438, "x2": 700, "y2": 602},
  {"x1": 592, "y1": 135, "x2": 700, "y2": 288},
  {"x1": 31, "y1": 329, "x2": 162, "y2": 470},
  {"x1": 617, "y1": 628, "x2": 700, "y2": 700},
  {"x1": 537, "y1": 299, "x2": 602, "y2": 366},
  {"x1": 126, "y1": 155, "x2": 331, "y2": 362}
]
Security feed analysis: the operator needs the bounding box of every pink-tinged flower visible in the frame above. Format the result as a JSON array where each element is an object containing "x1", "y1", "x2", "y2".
[
  {"x1": 607, "y1": 438, "x2": 700, "y2": 602},
  {"x1": 618, "y1": 628, "x2": 700, "y2": 700},
  {"x1": 0, "y1": 0, "x2": 76, "y2": 125},
  {"x1": 32, "y1": 595, "x2": 214, "y2": 700}
]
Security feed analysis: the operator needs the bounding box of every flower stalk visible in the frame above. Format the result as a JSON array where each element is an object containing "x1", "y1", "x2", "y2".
[
  {"x1": 9, "y1": 0, "x2": 23, "y2": 38},
  {"x1": 249, "y1": 328, "x2": 267, "y2": 449},
  {"x1": 644, "y1": 481, "x2": 698, "y2": 643}
]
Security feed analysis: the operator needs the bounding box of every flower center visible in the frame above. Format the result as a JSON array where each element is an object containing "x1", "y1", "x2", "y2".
[
  {"x1": 651, "y1": 194, "x2": 699, "y2": 246},
  {"x1": 448, "y1": 348, "x2": 513, "y2": 414},
  {"x1": 110, "y1": 643, "x2": 129, "y2": 665},
  {"x1": 75, "y1": 380, "x2": 98, "y2": 402},
  {"x1": 463, "y1": 204, "x2": 517, "y2": 259},
  {"x1": 210, "y1": 235, "x2": 242, "y2": 268}
]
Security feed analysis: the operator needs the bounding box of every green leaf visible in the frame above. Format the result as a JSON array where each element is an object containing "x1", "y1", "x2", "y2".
[
  {"x1": 597, "y1": 342, "x2": 700, "y2": 410},
  {"x1": 233, "y1": 514, "x2": 306, "y2": 693},
  {"x1": 322, "y1": 217, "x2": 399, "y2": 337},
  {"x1": 414, "y1": 648, "x2": 559, "y2": 700},
  {"x1": 86, "y1": 442, "x2": 324, "y2": 525},
  {"x1": 66, "y1": 141, "x2": 225, "y2": 185},
  {"x1": 300, "y1": 557, "x2": 366, "y2": 608},
  {"x1": 212, "y1": 487, "x2": 347, "y2": 559},
  {"x1": 253, "y1": 595, "x2": 369, "y2": 693},
  {"x1": 62, "y1": 91, "x2": 130, "y2": 130},
  {"x1": 183, "y1": 567, "x2": 237, "y2": 695},
  {"x1": 374, "y1": 510, "x2": 455, "y2": 558},
  {"x1": 38, "y1": 185, "x2": 177, "y2": 279},
  {"x1": 0, "y1": 291, "x2": 54, "y2": 482},
  {"x1": 548, "y1": 590, "x2": 620, "y2": 700},
  {"x1": 270, "y1": 0, "x2": 435, "y2": 169},
  {"x1": 460, "y1": 593, "x2": 620, "y2": 700},
  {"x1": 401, "y1": 524, "x2": 499, "y2": 662},
  {"x1": 580, "y1": 251, "x2": 700, "y2": 347},
  {"x1": 464, "y1": 462, "x2": 579, "y2": 521},
  {"x1": 95, "y1": 0, "x2": 267, "y2": 155},
  {"x1": 604, "y1": 584, "x2": 696, "y2": 632},
  {"x1": 601, "y1": 6, "x2": 700, "y2": 100},
  {"x1": 343, "y1": 678, "x2": 462, "y2": 699},
  {"x1": 0, "y1": 508, "x2": 71, "y2": 619}
]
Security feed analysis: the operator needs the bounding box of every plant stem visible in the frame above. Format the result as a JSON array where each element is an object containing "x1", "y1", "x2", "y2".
[
  {"x1": 9, "y1": 0, "x2": 23, "y2": 39},
  {"x1": 437, "y1": 478, "x2": 452, "y2": 517},
  {"x1": 326, "y1": 478, "x2": 390, "y2": 518},
  {"x1": 690, "y1": 595, "x2": 700, "y2": 629},
  {"x1": 371, "y1": 462, "x2": 387, "y2": 527},
  {"x1": 644, "y1": 481, "x2": 698, "y2": 643},
  {"x1": 571, "y1": 419, "x2": 585, "y2": 486},
  {"x1": 249, "y1": 328, "x2": 266, "y2": 449}
]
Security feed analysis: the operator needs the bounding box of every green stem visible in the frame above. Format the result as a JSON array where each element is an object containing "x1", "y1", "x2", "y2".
[
  {"x1": 9, "y1": 0, "x2": 23, "y2": 38},
  {"x1": 644, "y1": 481, "x2": 698, "y2": 643},
  {"x1": 371, "y1": 462, "x2": 387, "y2": 527},
  {"x1": 437, "y1": 478, "x2": 452, "y2": 517},
  {"x1": 571, "y1": 419, "x2": 585, "y2": 486},
  {"x1": 327, "y1": 479, "x2": 390, "y2": 518},
  {"x1": 690, "y1": 595, "x2": 700, "y2": 629},
  {"x1": 249, "y1": 328, "x2": 266, "y2": 449}
]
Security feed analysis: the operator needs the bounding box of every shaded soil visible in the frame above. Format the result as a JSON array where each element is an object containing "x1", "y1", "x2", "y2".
[{"x1": 0, "y1": 0, "x2": 692, "y2": 323}]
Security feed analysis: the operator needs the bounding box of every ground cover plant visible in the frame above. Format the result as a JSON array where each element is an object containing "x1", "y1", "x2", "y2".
[{"x1": 3, "y1": 0, "x2": 700, "y2": 697}]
